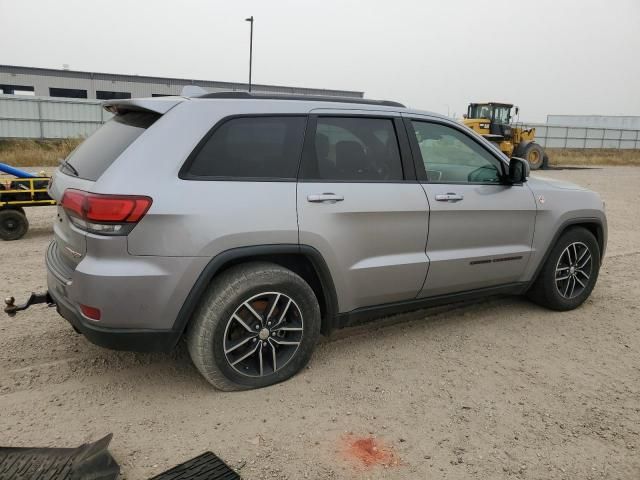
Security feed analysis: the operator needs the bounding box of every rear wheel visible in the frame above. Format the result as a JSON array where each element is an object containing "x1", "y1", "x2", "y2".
[
  {"x1": 0, "y1": 208, "x2": 29, "y2": 241},
  {"x1": 187, "y1": 262, "x2": 321, "y2": 391},
  {"x1": 523, "y1": 142, "x2": 545, "y2": 170},
  {"x1": 527, "y1": 227, "x2": 600, "y2": 311}
]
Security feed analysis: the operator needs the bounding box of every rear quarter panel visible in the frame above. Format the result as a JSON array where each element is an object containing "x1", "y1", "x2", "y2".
[{"x1": 92, "y1": 100, "x2": 307, "y2": 258}]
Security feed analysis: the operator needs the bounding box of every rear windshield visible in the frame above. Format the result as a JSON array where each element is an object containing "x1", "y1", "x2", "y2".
[{"x1": 65, "y1": 111, "x2": 159, "y2": 181}]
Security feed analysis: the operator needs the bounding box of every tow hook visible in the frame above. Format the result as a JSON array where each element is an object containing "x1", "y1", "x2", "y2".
[{"x1": 4, "y1": 292, "x2": 55, "y2": 317}]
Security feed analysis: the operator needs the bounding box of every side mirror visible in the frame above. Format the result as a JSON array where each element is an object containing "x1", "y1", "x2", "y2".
[
  {"x1": 515, "y1": 106, "x2": 519, "y2": 116},
  {"x1": 507, "y1": 157, "x2": 529, "y2": 184}
]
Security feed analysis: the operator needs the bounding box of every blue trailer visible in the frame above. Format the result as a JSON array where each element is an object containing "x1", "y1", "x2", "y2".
[{"x1": 0, "y1": 163, "x2": 55, "y2": 240}]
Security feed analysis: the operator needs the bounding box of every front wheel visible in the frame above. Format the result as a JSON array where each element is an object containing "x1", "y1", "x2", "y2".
[
  {"x1": 187, "y1": 262, "x2": 321, "y2": 391},
  {"x1": 527, "y1": 227, "x2": 600, "y2": 311},
  {"x1": 523, "y1": 142, "x2": 545, "y2": 170}
]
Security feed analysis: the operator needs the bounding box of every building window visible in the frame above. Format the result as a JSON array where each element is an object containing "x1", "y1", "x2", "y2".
[
  {"x1": 152, "y1": 94, "x2": 173, "y2": 97},
  {"x1": 0, "y1": 84, "x2": 35, "y2": 95},
  {"x1": 96, "y1": 91, "x2": 131, "y2": 100},
  {"x1": 49, "y1": 87, "x2": 87, "y2": 99}
]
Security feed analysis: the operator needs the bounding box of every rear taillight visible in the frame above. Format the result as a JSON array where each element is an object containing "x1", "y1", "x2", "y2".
[{"x1": 61, "y1": 189, "x2": 152, "y2": 235}]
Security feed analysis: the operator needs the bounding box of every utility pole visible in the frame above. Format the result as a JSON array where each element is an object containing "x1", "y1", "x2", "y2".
[{"x1": 245, "y1": 16, "x2": 254, "y2": 92}]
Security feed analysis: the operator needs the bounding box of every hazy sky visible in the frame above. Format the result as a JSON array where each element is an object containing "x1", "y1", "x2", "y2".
[{"x1": 1, "y1": 0, "x2": 638, "y2": 122}]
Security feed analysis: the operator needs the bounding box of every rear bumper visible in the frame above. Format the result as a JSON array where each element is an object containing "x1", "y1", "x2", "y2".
[
  {"x1": 45, "y1": 240, "x2": 208, "y2": 352},
  {"x1": 49, "y1": 285, "x2": 180, "y2": 352}
]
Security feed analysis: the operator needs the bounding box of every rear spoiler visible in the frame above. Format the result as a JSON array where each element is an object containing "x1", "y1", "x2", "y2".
[
  {"x1": 103, "y1": 86, "x2": 209, "y2": 115},
  {"x1": 103, "y1": 97, "x2": 184, "y2": 115}
]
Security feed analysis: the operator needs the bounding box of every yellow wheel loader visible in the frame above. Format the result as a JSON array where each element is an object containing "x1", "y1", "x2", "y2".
[{"x1": 463, "y1": 102, "x2": 547, "y2": 169}]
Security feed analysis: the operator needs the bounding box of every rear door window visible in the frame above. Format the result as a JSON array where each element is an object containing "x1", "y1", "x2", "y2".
[
  {"x1": 300, "y1": 117, "x2": 404, "y2": 181},
  {"x1": 66, "y1": 112, "x2": 159, "y2": 181},
  {"x1": 183, "y1": 116, "x2": 307, "y2": 180}
]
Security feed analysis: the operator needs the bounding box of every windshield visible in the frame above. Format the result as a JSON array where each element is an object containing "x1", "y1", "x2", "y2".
[
  {"x1": 468, "y1": 104, "x2": 512, "y2": 124},
  {"x1": 493, "y1": 106, "x2": 511, "y2": 124},
  {"x1": 468, "y1": 104, "x2": 492, "y2": 119}
]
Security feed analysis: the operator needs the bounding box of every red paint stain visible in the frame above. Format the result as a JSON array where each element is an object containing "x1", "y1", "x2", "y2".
[{"x1": 342, "y1": 434, "x2": 399, "y2": 469}]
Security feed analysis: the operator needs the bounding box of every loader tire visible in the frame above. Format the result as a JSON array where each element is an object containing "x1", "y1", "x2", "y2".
[{"x1": 523, "y1": 142, "x2": 545, "y2": 170}]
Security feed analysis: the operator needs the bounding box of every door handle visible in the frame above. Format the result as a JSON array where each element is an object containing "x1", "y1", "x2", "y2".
[
  {"x1": 435, "y1": 193, "x2": 464, "y2": 202},
  {"x1": 307, "y1": 193, "x2": 344, "y2": 203}
]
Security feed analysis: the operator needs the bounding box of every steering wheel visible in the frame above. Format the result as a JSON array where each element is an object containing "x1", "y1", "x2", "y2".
[{"x1": 468, "y1": 165, "x2": 500, "y2": 183}]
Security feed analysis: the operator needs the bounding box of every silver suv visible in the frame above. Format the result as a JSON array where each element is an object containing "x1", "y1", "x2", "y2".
[{"x1": 44, "y1": 93, "x2": 606, "y2": 390}]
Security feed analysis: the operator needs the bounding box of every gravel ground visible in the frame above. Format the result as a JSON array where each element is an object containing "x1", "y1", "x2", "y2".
[{"x1": 1, "y1": 166, "x2": 639, "y2": 479}]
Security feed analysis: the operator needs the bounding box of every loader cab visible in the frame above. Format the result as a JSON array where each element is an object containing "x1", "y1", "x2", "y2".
[
  {"x1": 467, "y1": 103, "x2": 514, "y2": 125},
  {"x1": 463, "y1": 101, "x2": 545, "y2": 169},
  {"x1": 466, "y1": 102, "x2": 515, "y2": 141}
]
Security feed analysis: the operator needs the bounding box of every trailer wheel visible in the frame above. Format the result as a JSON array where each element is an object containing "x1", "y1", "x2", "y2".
[
  {"x1": 0, "y1": 209, "x2": 29, "y2": 241},
  {"x1": 523, "y1": 142, "x2": 545, "y2": 170}
]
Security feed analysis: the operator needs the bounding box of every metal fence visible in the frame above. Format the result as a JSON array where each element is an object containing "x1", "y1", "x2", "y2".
[
  {"x1": 2, "y1": 94, "x2": 640, "y2": 149},
  {"x1": 0, "y1": 95, "x2": 111, "y2": 139},
  {"x1": 522, "y1": 123, "x2": 640, "y2": 149}
]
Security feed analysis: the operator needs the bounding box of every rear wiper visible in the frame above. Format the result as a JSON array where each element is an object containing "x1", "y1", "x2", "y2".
[{"x1": 58, "y1": 158, "x2": 79, "y2": 177}]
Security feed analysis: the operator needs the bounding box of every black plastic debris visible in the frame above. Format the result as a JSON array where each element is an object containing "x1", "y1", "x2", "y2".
[
  {"x1": 0, "y1": 433, "x2": 119, "y2": 480},
  {"x1": 149, "y1": 451, "x2": 241, "y2": 480}
]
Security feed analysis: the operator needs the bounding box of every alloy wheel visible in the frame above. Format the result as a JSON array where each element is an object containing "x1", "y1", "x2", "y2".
[
  {"x1": 223, "y1": 292, "x2": 304, "y2": 377},
  {"x1": 555, "y1": 241, "x2": 592, "y2": 299}
]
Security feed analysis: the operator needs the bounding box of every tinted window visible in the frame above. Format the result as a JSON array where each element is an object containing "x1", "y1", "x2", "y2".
[
  {"x1": 410, "y1": 121, "x2": 503, "y2": 184},
  {"x1": 0, "y1": 84, "x2": 35, "y2": 95},
  {"x1": 302, "y1": 117, "x2": 403, "y2": 181},
  {"x1": 66, "y1": 112, "x2": 159, "y2": 181},
  {"x1": 49, "y1": 87, "x2": 87, "y2": 99},
  {"x1": 96, "y1": 90, "x2": 131, "y2": 100},
  {"x1": 186, "y1": 117, "x2": 306, "y2": 179}
]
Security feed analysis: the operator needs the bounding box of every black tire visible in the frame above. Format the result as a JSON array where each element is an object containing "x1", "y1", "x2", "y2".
[
  {"x1": 527, "y1": 227, "x2": 600, "y2": 311},
  {"x1": 523, "y1": 142, "x2": 545, "y2": 170},
  {"x1": 0, "y1": 208, "x2": 29, "y2": 241},
  {"x1": 186, "y1": 262, "x2": 321, "y2": 391}
]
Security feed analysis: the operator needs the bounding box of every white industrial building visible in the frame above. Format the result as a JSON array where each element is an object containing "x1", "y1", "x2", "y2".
[
  {"x1": 0, "y1": 64, "x2": 363, "y2": 100},
  {"x1": 0, "y1": 64, "x2": 364, "y2": 139}
]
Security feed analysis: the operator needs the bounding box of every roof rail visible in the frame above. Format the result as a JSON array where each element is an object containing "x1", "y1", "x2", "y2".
[
  {"x1": 181, "y1": 85, "x2": 209, "y2": 97},
  {"x1": 197, "y1": 91, "x2": 406, "y2": 108}
]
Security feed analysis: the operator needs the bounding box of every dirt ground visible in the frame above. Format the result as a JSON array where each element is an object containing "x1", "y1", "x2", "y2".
[{"x1": 1, "y1": 166, "x2": 639, "y2": 480}]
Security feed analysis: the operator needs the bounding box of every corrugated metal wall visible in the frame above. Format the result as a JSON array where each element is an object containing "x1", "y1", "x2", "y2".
[
  {"x1": 522, "y1": 123, "x2": 640, "y2": 149},
  {"x1": 0, "y1": 95, "x2": 111, "y2": 139},
  {"x1": 5, "y1": 94, "x2": 638, "y2": 148},
  {"x1": 1, "y1": 65, "x2": 364, "y2": 99},
  {"x1": 547, "y1": 115, "x2": 640, "y2": 130},
  {"x1": 1, "y1": 65, "x2": 365, "y2": 139}
]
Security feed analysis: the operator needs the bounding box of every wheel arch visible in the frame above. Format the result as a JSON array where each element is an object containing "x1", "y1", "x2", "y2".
[
  {"x1": 528, "y1": 217, "x2": 606, "y2": 289},
  {"x1": 172, "y1": 245, "x2": 339, "y2": 343},
  {"x1": 572, "y1": 221, "x2": 605, "y2": 257}
]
